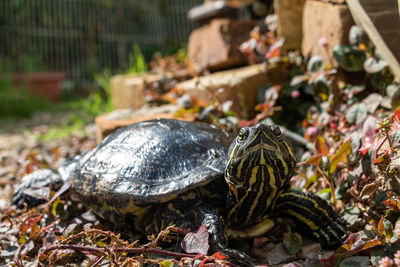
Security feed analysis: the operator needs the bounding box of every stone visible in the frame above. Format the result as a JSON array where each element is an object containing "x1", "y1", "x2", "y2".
[
  {"x1": 110, "y1": 70, "x2": 189, "y2": 110},
  {"x1": 265, "y1": 243, "x2": 296, "y2": 265},
  {"x1": 299, "y1": 243, "x2": 321, "y2": 258},
  {"x1": 274, "y1": 0, "x2": 305, "y2": 51},
  {"x1": 94, "y1": 105, "x2": 194, "y2": 142},
  {"x1": 302, "y1": 0, "x2": 354, "y2": 66},
  {"x1": 176, "y1": 64, "x2": 284, "y2": 119},
  {"x1": 110, "y1": 74, "x2": 147, "y2": 110},
  {"x1": 187, "y1": 18, "x2": 257, "y2": 74}
]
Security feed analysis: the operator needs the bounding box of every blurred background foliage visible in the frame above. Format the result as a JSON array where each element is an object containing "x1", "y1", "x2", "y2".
[{"x1": 0, "y1": 0, "x2": 198, "y2": 129}]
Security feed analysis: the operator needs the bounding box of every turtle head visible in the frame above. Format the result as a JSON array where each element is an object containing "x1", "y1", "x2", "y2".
[{"x1": 224, "y1": 123, "x2": 297, "y2": 225}]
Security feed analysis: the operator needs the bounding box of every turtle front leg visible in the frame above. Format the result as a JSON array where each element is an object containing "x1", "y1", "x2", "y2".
[
  {"x1": 274, "y1": 189, "x2": 348, "y2": 247},
  {"x1": 142, "y1": 204, "x2": 254, "y2": 266},
  {"x1": 11, "y1": 169, "x2": 63, "y2": 208},
  {"x1": 11, "y1": 156, "x2": 80, "y2": 208},
  {"x1": 196, "y1": 207, "x2": 254, "y2": 266}
]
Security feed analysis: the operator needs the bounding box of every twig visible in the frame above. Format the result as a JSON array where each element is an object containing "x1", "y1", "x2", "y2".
[
  {"x1": 280, "y1": 126, "x2": 314, "y2": 150},
  {"x1": 41, "y1": 244, "x2": 198, "y2": 259},
  {"x1": 91, "y1": 255, "x2": 105, "y2": 267},
  {"x1": 375, "y1": 135, "x2": 388, "y2": 160},
  {"x1": 150, "y1": 225, "x2": 188, "y2": 247}
]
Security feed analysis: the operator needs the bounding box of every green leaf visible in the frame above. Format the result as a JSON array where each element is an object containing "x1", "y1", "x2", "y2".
[
  {"x1": 342, "y1": 206, "x2": 361, "y2": 227},
  {"x1": 333, "y1": 45, "x2": 366, "y2": 72},
  {"x1": 328, "y1": 138, "x2": 352, "y2": 175},
  {"x1": 160, "y1": 261, "x2": 174, "y2": 267},
  {"x1": 370, "y1": 72, "x2": 387, "y2": 91},
  {"x1": 320, "y1": 156, "x2": 330, "y2": 172},
  {"x1": 345, "y1": 103, "x2": 368, "y2": 124},
  {"x1": 378, "y1": 217, "x2": 394, "y2": 240},
  {"x1": 349, "y1": 25, "x2": 368, "y2": 46},
  {"x1": 364, "y1": 229, "x2": 376, "y2": 239},
  {"x1": 312, "y1": 74, "x2": 330, "y2": 101},
  {"x1": 307, "y1": 55, "x2": 324, "y2": 73},
  {"x1": 317, "y1": 188, "x2": 331, "y2": 201},
  {"x1": 305, "y1": 171, "x2": 319, "y2": 188},
  {"x1": 361, "y1": 147, "x2": 374, "y2": 176},
  {"x1": 283, "y1": 231, "x2": 302, "y2": 255},
  {"x1": 383, "y1": 218, "x2": 394, "y2": 239},
  {"x1": 390, "y1": 234, "x2": 399, "y2": 243},
  {"x1": 391, "y1": 130, "x2": 400, "y2": 146},
  {"x1": 364, "y1": 57, "x2": 388, "y2": 74},
  {"x1": 339, "y1": 256, "x2": 369, "y2": 267},
  {"x1": 394, "y1": 218, "x2": 400, "y2": 236}
]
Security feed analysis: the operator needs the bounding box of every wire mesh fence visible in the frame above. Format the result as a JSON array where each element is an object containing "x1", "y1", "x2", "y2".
[{"x1": 0, "y1": 0, "x2": 201, "y2": 86}]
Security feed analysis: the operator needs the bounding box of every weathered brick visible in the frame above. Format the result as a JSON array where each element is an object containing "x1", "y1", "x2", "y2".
[
  {"x1": 176, "y1": 64, "x2": 281, "y2": 119},
  {"x1": 302, "y1": 0, "x2": 354, "y2": 66},
  {"x1": 187, "y1": 18, "x2": 257, "y2": 74}
]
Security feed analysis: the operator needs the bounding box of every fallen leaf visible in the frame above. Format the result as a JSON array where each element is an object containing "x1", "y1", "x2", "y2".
[{"x1": 181, "y1": 225, "x2": 209, "y2": 255}]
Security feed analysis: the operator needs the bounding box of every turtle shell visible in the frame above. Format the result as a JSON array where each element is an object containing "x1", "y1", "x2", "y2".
[{"x1": 72, "y1": 119, "x2": 231, "y2": 206}]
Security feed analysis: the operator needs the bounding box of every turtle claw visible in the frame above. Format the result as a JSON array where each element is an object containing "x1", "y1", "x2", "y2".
[
  {"x1": 313, "y1": 217, "x2": 348, "y2": 247},
  {"x1": 11, "y1": 169, "x2": 61, "y2": 208},
  {"x1": 219, "y1": 248, "x2": 254, "y2": 267}
]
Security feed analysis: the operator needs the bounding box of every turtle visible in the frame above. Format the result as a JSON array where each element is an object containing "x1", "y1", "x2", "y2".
[{"x1": 12, "y1": 119, "x2": 347, "y2": 265}]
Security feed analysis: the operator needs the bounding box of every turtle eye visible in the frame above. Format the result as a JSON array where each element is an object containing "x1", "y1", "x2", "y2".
[
  {"x1": 271, "y1": 125, "x2": 282, "y2": 136},
  {"x1": 238, "y1": 128, "x2": 248, "y2": 142}
]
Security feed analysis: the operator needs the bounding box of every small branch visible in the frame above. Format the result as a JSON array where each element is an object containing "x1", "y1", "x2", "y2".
[
  {"x1": 280, "y1": 126, "x2": 314, "y2": 150},
  {"x1": 151, "y1": 225, "x2": 187, "y2": 247},
  {"x1": 91, "y1": 255, "x2": 105, "y2": 267},
  {"x1": 375, "y1": 135, "x2": 388, "y2": 159},
  {"x1": 316, "y1": 166, "x2": 336, "y2": 206},
  {"x1": 41, "y1": 244, "x2": 198, "y2": 259},
  {"x1": 385, "y1": 131, "x2": 394, "y2": 153}
]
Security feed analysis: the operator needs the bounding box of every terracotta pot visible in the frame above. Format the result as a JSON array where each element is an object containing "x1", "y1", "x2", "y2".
[{"x1": 12, "y1": 72, "x2": 65, "y2": 101}]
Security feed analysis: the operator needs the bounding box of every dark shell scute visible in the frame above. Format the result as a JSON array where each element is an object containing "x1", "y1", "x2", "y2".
[{"x1": 73, "y1": 119, "x2": 231, "y2": 205}]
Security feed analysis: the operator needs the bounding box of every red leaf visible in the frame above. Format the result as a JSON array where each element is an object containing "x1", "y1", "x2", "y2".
[
  {"x1": 181, "y1": 225, "x2": 209, "y2": 255},
  {"x1": 315, "y1": 135, "x2": 329, "y2": 156},
  {"x1": 359, "y1": 146, "x2": 372, "y2": 156},
  {"x1": 378, "y1": 217, "x2": 385, "y2": 235},
  {"x1": 265, "y1": 38, "x2": 284, "y2": 59},
  {"x1": 342, "y1": 238, "x2": 382, "y2": 258},
  {"x1": 303, "y1": 154, "x2": 322, "y2": 166},
  {"x1": 391, "y1": 106, "x2": 400, "y2": 122},
  {"x1": 212, "y1": 251, "x2": 227, "y2": 260},
  {"x1": 239, "y1": 112, "x2": 268, "y2": 128},
  {"x1": 382, "y1": 199, "x2": 400, "y2": 212},
  {"x1": 374, "y1": 151, "x2": 390, "y2": 164}
]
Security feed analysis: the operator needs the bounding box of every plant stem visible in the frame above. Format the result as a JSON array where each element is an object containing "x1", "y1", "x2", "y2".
[
  {"x1": 317, "y1": 166, "x2": 336, "y2": 206},
  {"x1": 91, "y1": 255, "x2": 105, "y2": 267},
  {"x1": 386, "y1": 131, "x2": 394, "y2": 152},
  {"x1": 41, "y1": 244, "x2": 197, "y2": 259}
]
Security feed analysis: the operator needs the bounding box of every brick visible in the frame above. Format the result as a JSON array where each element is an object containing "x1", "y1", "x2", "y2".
[
  {"x1": 110, "y1": 70, "x2": 189, "y2": 110},
  {"x1": 176, "y1": 64, "x2": 286, "y2": 119},
  {"x1": 187, "y1": 18, "x2": 257, "y2": 74},
  {"x1": 274, "y1": 0, "x2": 305, "y2": 51},
  {"x1": 302, "y1": 0, "x2": 354, "y2": 66}
]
